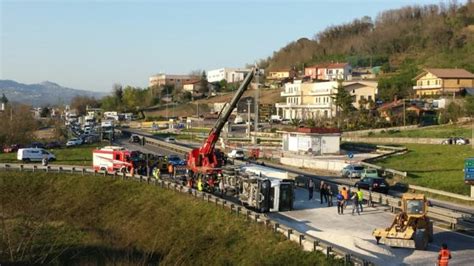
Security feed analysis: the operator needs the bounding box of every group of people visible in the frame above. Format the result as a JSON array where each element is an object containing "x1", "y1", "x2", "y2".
[{"x1": 307, "y1": 179, "x2": 364, "y2": 215}]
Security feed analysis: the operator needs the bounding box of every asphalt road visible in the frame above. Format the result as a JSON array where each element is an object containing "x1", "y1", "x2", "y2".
[{"x1": 270, "y1": 188, "x2": 474, "y2": 266}]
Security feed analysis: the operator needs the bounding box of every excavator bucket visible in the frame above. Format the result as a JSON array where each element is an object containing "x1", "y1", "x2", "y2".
[{"x1": 379, "y1": 238, "x2": 415, "y2": 249}]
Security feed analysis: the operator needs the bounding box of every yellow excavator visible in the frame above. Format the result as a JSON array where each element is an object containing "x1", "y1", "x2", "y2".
[{"x1": 373, "y1": 193, "x2": 433, "y2": 250}]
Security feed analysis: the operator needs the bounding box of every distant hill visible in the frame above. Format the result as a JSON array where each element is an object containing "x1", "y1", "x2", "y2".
[
  {"x1": 0, "y1": 80, "x2": 106, "y2": 106},
  {"x1": 260, "y1": 2, "x2": 474, "y2": 72}
]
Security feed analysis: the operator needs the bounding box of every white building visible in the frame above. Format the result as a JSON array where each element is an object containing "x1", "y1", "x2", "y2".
[
  {"x1": 275, "y1": 81, "x2": 338, "y2": 120},
  {"x1": 207, "y1": 68, "x2": 252, "y2": 83},
  {"x1": 279, "y1": 128, "x2": 341, "y2": 155}
]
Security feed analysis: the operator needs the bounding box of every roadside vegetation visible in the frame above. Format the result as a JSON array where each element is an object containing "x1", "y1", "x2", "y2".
[
  {"x1": 0, "y1": 172, "x2": 338, "y2": 265},
  {"x1": 369, "y1": 124, "x2": 472, "y2": 139},
  {"x1": 0, "y1": 144, "x2": 97, "y2": 166},
  {"x1": 376, "y1": 144, "x2": 474, "y2": 195}
]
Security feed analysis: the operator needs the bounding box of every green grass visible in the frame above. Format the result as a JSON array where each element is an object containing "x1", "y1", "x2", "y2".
[
  {"x1": 0, "y1": 144, "x2": 100, "y2": 166},
  {"x1": 376, "y1": 144, "x2": 474, "y2": 195},
  {"x1": 369, "y1": 124, "x2": 472, "y2": 138},
  {"x1": 0, "y1": 172, "x2": 338, "y2": 265}
]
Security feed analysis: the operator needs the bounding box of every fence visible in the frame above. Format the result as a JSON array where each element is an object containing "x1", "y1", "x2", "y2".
[{"x1": 0, "y1": 163, "x2": 372, "y2": 266}]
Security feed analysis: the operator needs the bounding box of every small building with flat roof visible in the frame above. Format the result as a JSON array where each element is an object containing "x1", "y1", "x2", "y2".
[{"x1": 279, "y1": 127, "x2": 341, "y2": 155}]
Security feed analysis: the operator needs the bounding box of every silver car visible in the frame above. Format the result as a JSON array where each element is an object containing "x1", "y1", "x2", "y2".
[{"x1": 341, "y1": 165, "x2": 365, "y2": 179}]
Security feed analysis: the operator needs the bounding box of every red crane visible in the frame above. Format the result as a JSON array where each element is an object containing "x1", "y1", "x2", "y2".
[{"x1": 187, "y1": 68, "x2": 256, "y2": 178}]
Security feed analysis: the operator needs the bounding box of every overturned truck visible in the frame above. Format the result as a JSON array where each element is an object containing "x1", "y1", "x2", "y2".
[{"x1": 222, "y1": 164, "x2": 294, "y2": 213}]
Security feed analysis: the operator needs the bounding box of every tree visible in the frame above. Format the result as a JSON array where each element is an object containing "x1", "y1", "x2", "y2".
[
  {"x1": 40, "y1": 107, "x2": 51, "y2": 118},
  {"x1": 0, "y1": 104, "x2": 37, "y2": 145},
  {"x1": 70, "y1": 96, "x2": 100, "y2": 115},
  {"x1": 0, "y1": 93, "x2": 8, "y2": 104},
  {"x1": 332, "y1": 81, "x2": 354, "y2": 115},
  {"x1": 200, "y1": 71, "x2": 209, "y2": 96},
  {"x1": 465, "y1": 96, "x2": 474, "y2": 117},
  {"x1": 113, "y1": 83, "x2": 123, "y2": 104}
]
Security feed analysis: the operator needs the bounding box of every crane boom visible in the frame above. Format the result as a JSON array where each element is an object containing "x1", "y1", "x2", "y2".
[{"x1": 187, "y1": 68, "x2": 256, "y2": 175}]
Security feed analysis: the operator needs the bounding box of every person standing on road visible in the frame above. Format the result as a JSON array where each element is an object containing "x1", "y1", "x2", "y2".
[
  {"x1": 341, "y1": 187, "x2": 349, "y2": 209},
  {"x1": 219, "y1": 177, "x2": 225, "y2": 198},
  {"x1": 197, "y1": 178, "x2": 203, "y2": 191},
  {"x1": 308, "y1": 178, "x2": 314, "y2": 200},
  {"x1": 319, "y1": 181, "x2": 327, "y2": 204},
  {"x1": 327, "y1": 184, "x2": 333, "y2": 207},
  {"x1": 438, "y1": 243, "x2": 451, "y2": 266},
  {"x1": 357, "y1": 187, "x2": 364, "y2": 212},
  {"x1": 336, "y1": 191, "x2": 344, "y2": 215},
  {"x1": 351, "y1": 192, "x2": 360, "y2": 215}
]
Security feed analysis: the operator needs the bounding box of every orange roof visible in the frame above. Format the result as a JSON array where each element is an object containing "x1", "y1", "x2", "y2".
[{"x1": 306, "y1": 62, "x2": 349, "y2": 69}]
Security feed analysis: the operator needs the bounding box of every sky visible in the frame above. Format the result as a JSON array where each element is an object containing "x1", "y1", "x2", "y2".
[{"x1": 0, "y1": 0, "x2": 453, "y2": 93}]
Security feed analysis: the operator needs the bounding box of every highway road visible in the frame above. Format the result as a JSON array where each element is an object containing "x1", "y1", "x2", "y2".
[{"x1": 118, "y1": 132, "x2": 474, "y2": 265}]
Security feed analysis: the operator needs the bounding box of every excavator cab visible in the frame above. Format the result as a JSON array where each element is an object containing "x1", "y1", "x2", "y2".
[{"x1": 373, "y1": 193, "x2": 433, "y2": 250}]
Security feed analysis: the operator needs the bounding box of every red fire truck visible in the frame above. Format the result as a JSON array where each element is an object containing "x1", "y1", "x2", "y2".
[{"x1": 92, "y1": 146, "x2": 136, "y2": 173}]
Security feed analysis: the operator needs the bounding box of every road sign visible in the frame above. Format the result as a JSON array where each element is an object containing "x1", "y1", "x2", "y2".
[
  {"x1": 464, "y1": 158, "x2": 474, "y2": 181},
  {"x1": 347, "y1": 152, "x2": 354, "y2": 159}
]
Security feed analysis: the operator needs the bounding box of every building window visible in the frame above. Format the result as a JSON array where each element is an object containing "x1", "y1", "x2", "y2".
[
  {"x1": 368, "y1": 95, "x2": 372, "y2": 101},
  {"x1": 457, "y1": 79, "x2": 460, "y2": 84},
  {"x1": 427, "y1": 80, "x2": 430, "y2": 86}
]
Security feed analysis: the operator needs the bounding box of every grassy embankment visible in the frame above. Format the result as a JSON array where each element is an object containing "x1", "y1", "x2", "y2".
[
  {"x1": 0, "y1": 144, "x2": 97, "y2": 165},
  {"x1": 0, "y1": 172, "x2": 338, "y2": 265},
  {"x1": 376, "y1": 144, "x2": 474, "y2": 196},
  {"x1": 368, "y1": 124, "x2": 472, "y2": 139}
]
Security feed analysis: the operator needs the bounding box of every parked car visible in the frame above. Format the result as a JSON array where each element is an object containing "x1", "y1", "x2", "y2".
[
  {"x1": 442, "y1": 137, "x2": 469, "y2": 145},
  {"x1": 129, "y1": 134, "x2": 141, "y2": 143},
  {"x1": 355, "y1": 177, "x2": 389, "y2": 194},
  {"x1": 17, "y1": 148, "x2": 56, "y2": 162},
  {"x1": 28, "y1": 142, "x2": 45, "y2": 149},
  {"x1": 66, "y1": 138, "x2": 83, "y2": 147},
  {"x1": 3, "y1": 144, "x2": 21, "y2": 153},
  {"x1": 167, "y1": 154, "x2": 185, "y2": 166},
  {"x1": 164, "y1": 137, "x2": 176, "y2": 143},
  {"x1": 361, "y1": 168, "x2": 380, "y2": 178},
  {"x1": 45, "y1": 141, "x2": 62, "y2": 149},
  {"x1": 227, "y1": 149, "x2": 245, "y2": 159},
  {"x1": 341, "y1": 164, "x2": 365, "y2": 179}
]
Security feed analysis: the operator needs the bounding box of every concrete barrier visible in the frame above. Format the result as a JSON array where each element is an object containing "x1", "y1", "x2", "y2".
[{"x1": 343, "y1": 137, "x2": 455, "y2": 145}]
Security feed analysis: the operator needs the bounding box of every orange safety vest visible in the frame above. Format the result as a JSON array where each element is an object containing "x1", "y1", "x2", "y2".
[
  {"x1": 438, "y1": 249, "x2": 451, "y2": 266},
  {"x1": 168, "y1": 164, "x2": 174, "y2": 174},
  {"x1": 341, "y1": 190, "x2": 348, "y2": 200}
]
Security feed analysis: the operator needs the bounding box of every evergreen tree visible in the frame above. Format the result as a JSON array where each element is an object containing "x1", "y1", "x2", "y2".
[{"x1": 0, "y1": 93, "x2": 8, "y2": 104}]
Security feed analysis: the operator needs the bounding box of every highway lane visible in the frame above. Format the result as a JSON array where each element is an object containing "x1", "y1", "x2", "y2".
[{"x1": 118, "y1": 137, "x2": 474, "y2": 265}]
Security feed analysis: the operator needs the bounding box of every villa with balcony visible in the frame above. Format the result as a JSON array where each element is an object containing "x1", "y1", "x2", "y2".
[
  {"x1": 275, "y1": 81, "x2": 338, "y2": 120},
  {"x1": 413, "y1": 68, "x2": 474, "y2": 96}
]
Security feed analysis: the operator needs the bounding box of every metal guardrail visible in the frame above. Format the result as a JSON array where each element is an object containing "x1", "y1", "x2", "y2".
[{"x1": 0, "y1": 163, "x2": 372, "y2": 266}]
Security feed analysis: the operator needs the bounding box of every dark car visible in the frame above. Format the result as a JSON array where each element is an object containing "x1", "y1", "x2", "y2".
[
  {"x1": 129, "y1": 135, "x2": 141, "y2": 143},
  {"x1": 45, "y1": 141, "x2": 62, "y2": 149},
  {"x1": 168, "y1": 154, "x2": 185, "y2": 166},
  {"x1": 28, "y1": 142, "x2": 45, "y2": 149},
  {"x1": 355, "y1": 177, "x2": 390, "y2": 194}
]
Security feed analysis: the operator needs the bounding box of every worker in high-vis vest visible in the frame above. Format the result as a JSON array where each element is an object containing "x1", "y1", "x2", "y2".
[
  {"x1": 438, "y1": 243, "x2": 451, "y2": 266},
  {"x1": 356, "y1": 187, "x2": 364, "y2": 212},
  {"x1": 152, "y1": 167, "x2": 160, "y2": 180},
  {"x1": 197, "y1": 178, "x2": 203, "y2": 191}
]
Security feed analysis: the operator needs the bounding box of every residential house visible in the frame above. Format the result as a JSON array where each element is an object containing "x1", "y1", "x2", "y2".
[
  {"x1": 344, "y1": 81, "x2": 378, "y2": 109},
  {"x1": 413, "y1": 68, "x2": 474, "y2": 96},
  {"x1": 267, "y1": 69, "x2": 296, "y2": 80},
  {"x1": 279, "y1": 127, "x2": 341, "y2": 155},
  {"x1": 304, "y1": 63, "x2": 352, "y2": 81},
  {"x1": 275, "y1": 81, "x2": 338, "y2": 120},
  {"x1": 207, "y1": 68, "x2": 252, "y2": 83},
  {"x1": 149, "y1": 74, "x2": 199, "y2": 89}
]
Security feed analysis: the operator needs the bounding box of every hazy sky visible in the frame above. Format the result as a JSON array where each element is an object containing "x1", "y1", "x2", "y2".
[{"x1": 1, "y1": 0, "x2": 450, "y2": 92}]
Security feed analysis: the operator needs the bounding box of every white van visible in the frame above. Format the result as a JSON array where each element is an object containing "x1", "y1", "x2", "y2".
[{"x1": 17, "y1": 148, "x2": 56, "y2": 162}]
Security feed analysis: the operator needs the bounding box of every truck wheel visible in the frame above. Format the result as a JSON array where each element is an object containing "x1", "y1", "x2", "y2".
[{"x1": 414, "y1": 229, "x2": 427, "y2": 250}]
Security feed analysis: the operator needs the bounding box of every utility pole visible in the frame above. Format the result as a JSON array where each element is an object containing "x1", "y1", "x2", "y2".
[
  {"x1": 253, "y1": 69, "x2": 260, "y2": 144},
  {"x1": 403, "y1": 99, "x2": 406, "y2": 126},
  {"x1": 247, "y1": 99, "x2": 252, "y2": 139}
]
